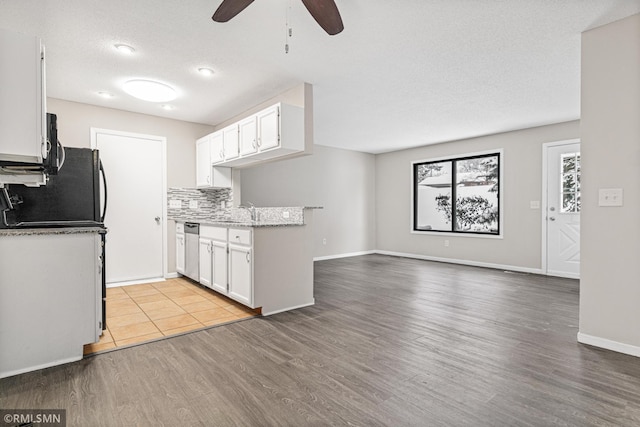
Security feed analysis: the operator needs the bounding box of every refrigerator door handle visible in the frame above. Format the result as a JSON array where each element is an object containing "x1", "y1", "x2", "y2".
[{"x1": 99, "y1": 159, "x2": 108, "y2": 222}]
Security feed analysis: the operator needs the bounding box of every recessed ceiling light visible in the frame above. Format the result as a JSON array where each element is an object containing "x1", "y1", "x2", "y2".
[
  {"x1": 97, "y1": 91, "x2": 114, "y2": 98},
  {"x1": 114, "y1": 44, "x2": 135, "y2": 54},
  {"x1": 123, "y1": 79, "x2": 177, "y2": 102},
  {"x1": 198, "y1": 67, "x2": 215, "y2": 76},
  {"x1": 160, "y1": 104, "x2": 175, "y2": 111}
]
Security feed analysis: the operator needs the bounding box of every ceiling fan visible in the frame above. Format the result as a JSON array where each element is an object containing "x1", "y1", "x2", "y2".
[{"x1": 212, "y1": 0, "x2": 344, "y2": 35}]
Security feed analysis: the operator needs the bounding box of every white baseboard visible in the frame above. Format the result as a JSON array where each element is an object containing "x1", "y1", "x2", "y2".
[
  {"x1": 313, "y1": 250, "x2": 377, "y2": 262},
  {"x1": 106, "y1": 277, "x2": 166, "y2": 288},
  {"x1": 577, "y1": 332, "x2": 640, "y2": 358},
  {"x1": 165, "y1": 272, "x2": 179, "y2": 279},
  {"x1": 374, "y1": 250, "x2": 544, "y2": 275}
]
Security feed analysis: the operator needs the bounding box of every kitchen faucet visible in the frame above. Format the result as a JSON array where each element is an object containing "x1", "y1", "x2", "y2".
[{"x1": 240, "y1": 201, "x2": 258, "y2": 221}]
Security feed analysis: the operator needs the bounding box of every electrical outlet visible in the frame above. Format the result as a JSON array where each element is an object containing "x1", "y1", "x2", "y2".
[
  {"x1": 189, "y1": 200, "x2": 198, "y2": 209},
  {"x1": 322, "y1": 238, "x2": 327, "y2": 245},
  {"x1": 220, "y1": 201, "x2": 226, "y2": 209},
  {"x1": 283, "y1": 211, "x2": 290, "y2": 219},
  {"x1": 444, "y1": 240, "x2": 449, "y2": 247}
]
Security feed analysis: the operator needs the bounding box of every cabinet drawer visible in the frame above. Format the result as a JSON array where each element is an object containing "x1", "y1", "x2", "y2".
[
  {"x1": 176, "y1": 223, "x2": 184, "y2": 234},
  {"x1": 201, "y1": 225, "x2": 227, "y2": 241},
  {"x1": 229, "y1": 228, "x2": 252, "y2": 245}
]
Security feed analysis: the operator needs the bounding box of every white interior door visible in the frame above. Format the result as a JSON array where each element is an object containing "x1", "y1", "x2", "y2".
[
  {"x1": 545, "y1": 141, "x2": 581, "y2": 279},
  {"x1": 94, "y1": 129, "x2": 165, "y2": 285}
]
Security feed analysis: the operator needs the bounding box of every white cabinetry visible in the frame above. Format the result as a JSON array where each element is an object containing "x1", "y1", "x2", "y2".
[
  {"x1": 196, "y1": 134, "x2": 232, "y2": 189},
  {"x1": 222, "y1": 124, "x2": 240, "y2": 161},
  {"x1": 196, "y1": 135, "x2": 211, "y2": 187},
  {"x1": 0, "y1": 29, "x2": 46, "y2": 165},
  {"x1": 228, "y1": 228, "x2": 253, "y2": 307},
  {"x1": 256, "y1": 104, "x2": 280, "y2": 152},
  {"x1": 0, "y1": 231, "x2": 103, "y2": 378},
  {"x1": 201, "y1": 102, "x2": 304, "y2": 168},
  {"x1": 176, "y1": 223, "x2": 185, "y2": 274},
  {"x1": 199, "y1": 226, "x2": 228, "y2": 294},
  {"x1": 239, "y1": 115, "x2": 258, "y2": 157}
]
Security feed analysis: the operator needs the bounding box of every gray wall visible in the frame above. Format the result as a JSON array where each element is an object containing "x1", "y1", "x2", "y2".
[
  {"x1": 375, "y1": 121, "x2": 580, "y2": 271},
  {"x1": 579, "y1": 14, "x2": 640, "y2": 353},
  {"x1": 239, "y1": 145, "x2": 377, "y2": 259},
  {"x1": 46, "y1": 98, "x2": 214, "y2": 272}
]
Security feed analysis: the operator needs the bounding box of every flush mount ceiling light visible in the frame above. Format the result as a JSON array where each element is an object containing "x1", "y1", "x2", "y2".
[
  {"x1": 123, "y1": 79, "x2": 177, "y2": 102},
  {"x1": 198, "y1": 67, "x2": 215, "y2": 76},
  {"x1": 114, "y1": 44, "x2": 135, "y2": 54}
]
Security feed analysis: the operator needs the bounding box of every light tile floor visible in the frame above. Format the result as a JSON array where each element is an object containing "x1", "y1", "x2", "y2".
[{"x1": 83, "y1": 277, "x2": 258, "y2": 355}]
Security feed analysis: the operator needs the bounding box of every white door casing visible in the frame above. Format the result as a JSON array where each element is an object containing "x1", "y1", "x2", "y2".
[
  {"x1": 92, "y1": 129, "x2": 166, "y2": 285},
  {"x1": 543, "y1": 140, "x2": 581, "y2": 279}
]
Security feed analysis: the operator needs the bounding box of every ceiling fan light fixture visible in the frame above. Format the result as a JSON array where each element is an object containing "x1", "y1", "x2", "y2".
[
  {"x1": 114, "y1": 44, "x2": 135, "y2": 54},
  {"x1": 198, "y1": 67, "x2": 215, "y2": 76},
  {"x1": 123, "y1": 79, "x2": 177, "y2": 103}
]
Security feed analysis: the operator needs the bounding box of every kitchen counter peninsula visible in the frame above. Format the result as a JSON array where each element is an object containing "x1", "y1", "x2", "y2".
[{"x1": 172, "y1": 206, "x2": 319, "y2": 316}]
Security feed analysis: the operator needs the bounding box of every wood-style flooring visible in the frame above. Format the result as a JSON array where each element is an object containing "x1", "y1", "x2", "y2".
[{"x1": 2, "y1": 255, "x2": 640, "y2": 426}]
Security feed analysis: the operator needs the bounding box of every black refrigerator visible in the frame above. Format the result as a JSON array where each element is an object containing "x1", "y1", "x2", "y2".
[{"x1": 0, "y1": 147, "x2": 109, "y2": 330}]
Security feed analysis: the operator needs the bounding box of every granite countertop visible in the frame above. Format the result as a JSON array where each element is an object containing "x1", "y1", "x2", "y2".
[
  {"x1": 173, "y1": 219, "x2": 304, "y2": 228},
  {"x1": 0, "y1": 227, "x2": 107, "y2": 237}
]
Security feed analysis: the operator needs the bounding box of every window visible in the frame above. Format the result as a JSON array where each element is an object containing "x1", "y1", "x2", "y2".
[
  {"x1": 560, "y1": 152, "x2": 580, "y2": 213},
  {"x1": 413, "y1": 152, "x2": 500, "y2": 235}
]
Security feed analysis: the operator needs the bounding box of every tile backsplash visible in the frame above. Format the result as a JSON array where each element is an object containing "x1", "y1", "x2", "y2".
[{"x1": 167, "y1": 187, "x2": 232, "y2": 221}]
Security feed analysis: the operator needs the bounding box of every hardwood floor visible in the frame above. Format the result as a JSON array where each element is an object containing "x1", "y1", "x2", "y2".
[{"x1": 2, "y1": 254, "x2": 640, "y2": 426}]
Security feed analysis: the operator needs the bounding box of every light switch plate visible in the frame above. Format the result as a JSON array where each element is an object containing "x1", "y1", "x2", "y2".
[
  {"x1": 189, "y1": 200, "x2": 198, "y2": 209},
  {"x1": 530, "y1": 201, "x2": 540, "y2": 209},
  {"x1": 598, "y1": 188, "x2": 623, "y2": 207},
  {"x1": 169, "y1": 199, "x2": 182, "y2": 209},
  {"x1": 283, "y1": 211, "x2": 290, "y2": 219}
]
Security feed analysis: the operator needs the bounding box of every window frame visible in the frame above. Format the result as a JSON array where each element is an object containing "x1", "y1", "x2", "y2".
[{"x1": 411, "y1": 149, "x2": 503, "y2": 238}]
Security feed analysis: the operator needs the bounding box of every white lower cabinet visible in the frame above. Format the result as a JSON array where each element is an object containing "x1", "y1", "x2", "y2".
[
  {"x1": 176, "y1": 227, "x2": 185, "y2": 275},
  {"x1": 211, "y1": 240, "x2": 228, "y2": 294},
  {"x1": 228, "y1": 243, "x2": 253, "y2": 307},
  {"x1": 198, "y1": 237, "x2": 212, "y2": 287}
]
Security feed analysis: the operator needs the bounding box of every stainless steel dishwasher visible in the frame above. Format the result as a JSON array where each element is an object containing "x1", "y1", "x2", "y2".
[{"x1": 184, "y1": 222, "x2": 200, "y2": 281}]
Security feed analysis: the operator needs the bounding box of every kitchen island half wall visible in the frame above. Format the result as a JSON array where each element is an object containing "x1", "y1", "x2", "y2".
[{"x1": 173, "y1": 207, "x2": 319, "y2": 316}]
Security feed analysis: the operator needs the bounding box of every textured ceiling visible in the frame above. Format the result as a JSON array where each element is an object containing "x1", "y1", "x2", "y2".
[{"x1": 1, "y1": 1, "x2": 639, "y2": 153}]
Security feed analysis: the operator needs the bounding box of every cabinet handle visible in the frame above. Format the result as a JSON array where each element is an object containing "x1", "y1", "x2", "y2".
[
  {"x1": 252, "y1": 139, "x2": 256, "y2": 149},
  {"x1": 220, "y1": 149, "x2": 224, "y2": 159},
  {"x1": 257, "y1": 137, "x2": 261, "y2": 147},
  {"x1": 207, "y1": 175, "x2": 210, "y2": 184},
  {"x1": 246, "y1": 252, "x2": 250, "y2": 263}
]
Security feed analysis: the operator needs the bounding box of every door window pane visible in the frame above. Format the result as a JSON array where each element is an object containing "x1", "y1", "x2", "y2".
[{"x1": 560, "y1": 152, "x2": 580, "y2": 213}]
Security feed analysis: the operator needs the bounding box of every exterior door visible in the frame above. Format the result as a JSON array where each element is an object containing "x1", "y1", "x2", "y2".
[
  {"x1": 545, "y1": 141, "x2": 581, "y2": 279},
  {"x1": 93, "y1": 129, "x2": 165, "y2": 285}
]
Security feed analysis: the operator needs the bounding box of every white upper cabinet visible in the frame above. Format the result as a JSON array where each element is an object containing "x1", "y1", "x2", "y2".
[
  {"x1": 196, "y1": 134, "x2": 232, "y2": 189},
  {"x1": 222, "y1": 124, "x2": 239, "y2": 161},
  {"x1": 239, "y1": 115, "x2": 258, "y2": 157},
  {"x1": 196, "y1": 135, "x2": 211, "y2": 188},
  {"x1": 199, "y1": 102, "x2": 304, "y2": 168},
  {"x1": 0, "y1": 29, "x2": 46, "y2": 164},
  {"x1": 210, "y1": 131, "x2": 224, "y2": 164},
  {"x1": 256, "y1": 105, "x2": 280, "y2": 152}
]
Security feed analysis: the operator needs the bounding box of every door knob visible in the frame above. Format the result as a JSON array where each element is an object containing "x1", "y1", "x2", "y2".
[
  {"x1": 549, "y1": 217, "x2": 556, "y2": 221},
  {"x1": 155, "y1": 216, "x2": 161, "y2": 222}
]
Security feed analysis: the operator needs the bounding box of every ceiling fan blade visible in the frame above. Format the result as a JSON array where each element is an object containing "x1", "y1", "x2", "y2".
[
  {"x1": 300, "y1": 0, "x2": 344, "y2": 35},
  {"x1": 212, "y1": 0, "x2": 255, "y2": 22}
]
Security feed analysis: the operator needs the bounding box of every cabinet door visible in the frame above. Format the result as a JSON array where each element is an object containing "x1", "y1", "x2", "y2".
[
  {"x1": 257, "y1": 105, "x2": 280, "y2": 152},
  {"x1": 196, "y1": 135, "x2": 211, "y2": 187},
  {"x1": 228, "y1": 244, "x2": 253, "y2": 307},
  {"x1": 198, "y1": 238, "x2": 212, "y2": 287},
  {"x1": 239, "y1": 116, "x2": 257, "y2": 157},
  {"x1": 210, "y1": 131, "x2": 224, "y2": 165},
  {"x1": 222, "y1": 124, "x2": 239, "y2": 160},
  {"x1": 0, "y1": 30, "x2": 46, "y2": 164},
  {"x1": 176, "y1": 234, "x2": 185, "y2": 274},
  {"x1": 211, "y1": 240, "x2": 228, "y2": 294}
]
